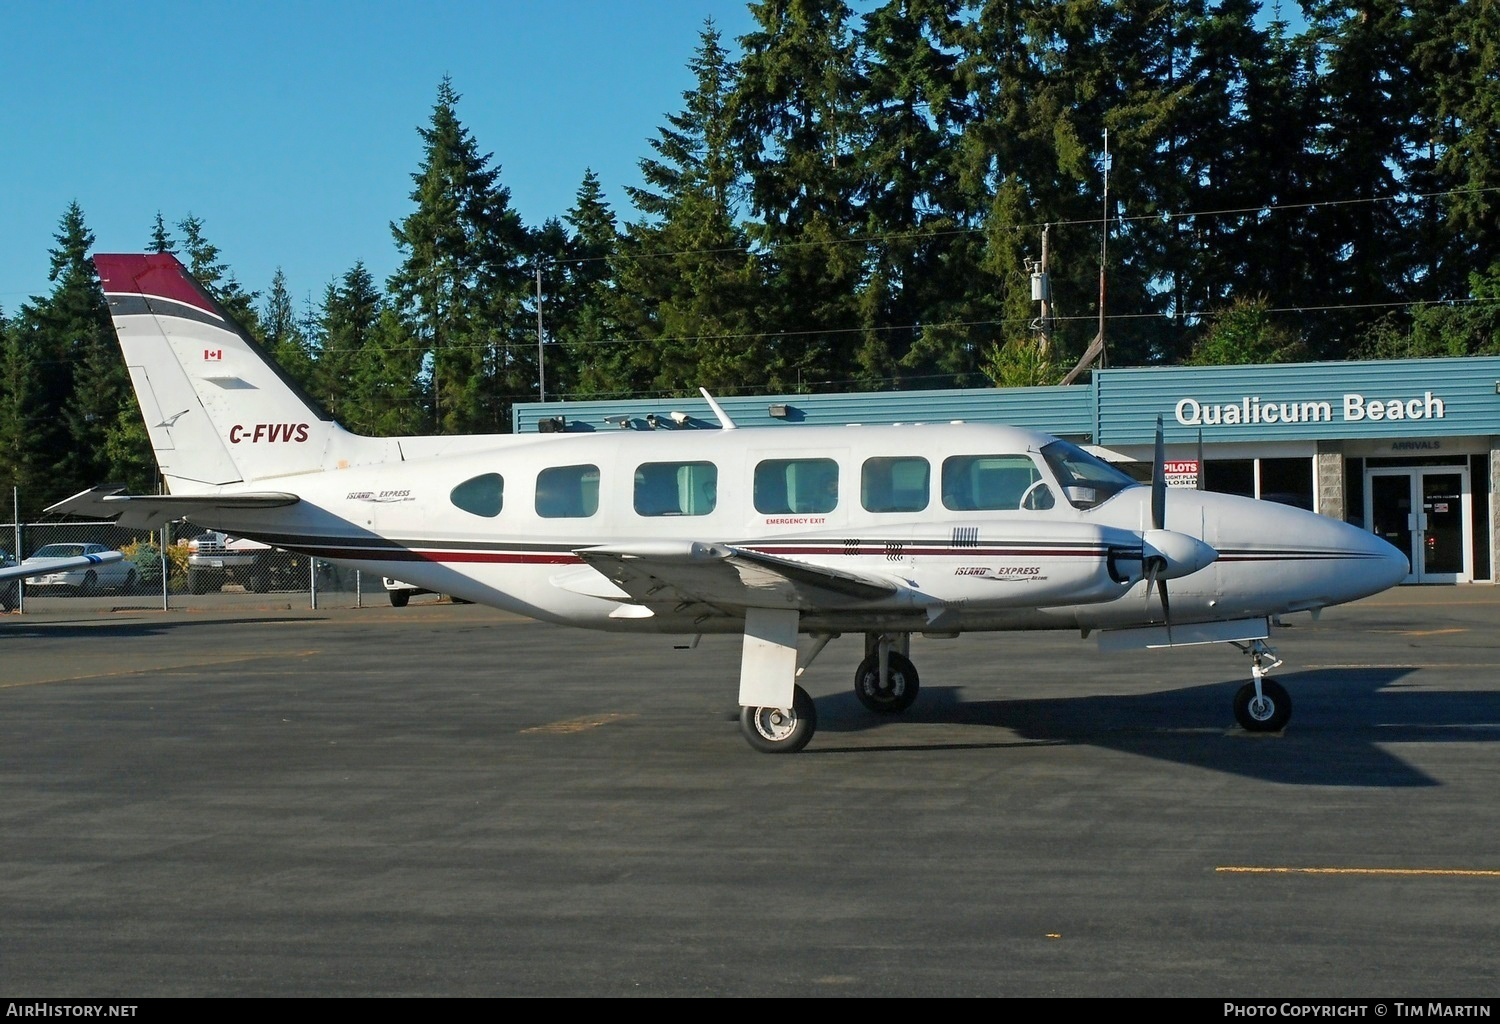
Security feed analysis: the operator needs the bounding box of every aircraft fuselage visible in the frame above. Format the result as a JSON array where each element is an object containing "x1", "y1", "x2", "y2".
[{"x1": 194, "y1": 421, "x2": 1406, "y2": 636}]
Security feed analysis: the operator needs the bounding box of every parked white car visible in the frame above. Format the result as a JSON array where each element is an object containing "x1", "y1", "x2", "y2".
[
  {"x1": 382, "y1": 577, "x2": 428, "y2": 607},
  {"x1": 1, "y1": 547, "x2": 19, "y2": 609},
  {"x1": 22, "y1": 543, "x2": 137, "y2": 594}
]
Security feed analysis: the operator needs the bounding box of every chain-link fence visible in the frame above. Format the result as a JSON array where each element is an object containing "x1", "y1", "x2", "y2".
[{"x1": 2, "y1": 516, "x2": 388, "y2": 614}]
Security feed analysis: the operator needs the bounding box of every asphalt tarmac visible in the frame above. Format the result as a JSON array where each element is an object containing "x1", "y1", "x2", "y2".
[{"x1": 2, "y1": 587, "x2": 1498, "y2": 997}]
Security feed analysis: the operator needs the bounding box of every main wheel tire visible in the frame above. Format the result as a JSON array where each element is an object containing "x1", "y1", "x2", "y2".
[
  {"x1": 189, "y1": 570, "x2": 211, "y2": 595},
  {"x1": 854, "y1": 650, "x2": 921, "y2": 714},
  {"x1": 739, "y1": 684, "x2": 817, "y2": 753},
  {"x1": 1234, "y1": 677, "x2": 1292, "y2": 732},
  {"x1": 77, "y1": 570, "x2": 98, "y2": 596},
  {"x1": 389, "y1": 589, "x2": 410, "y2": 608},
  {"x1": 122, "y1": 569, "x2": 137, "y2": 594}
]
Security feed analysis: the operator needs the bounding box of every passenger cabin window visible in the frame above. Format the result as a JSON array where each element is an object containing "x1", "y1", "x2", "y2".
[
  {"x1": 942, "y1": 454, "x2": 1054, "y2": 511},
  {"x1": 862, "y1": 457, "x2": 930, "y2": 513},
  {"x1": 634, "y1": 461, "x2": 718, "y2": 516},
  {"x1": 535, "y1": 464, "x2": 599, "y2": 518},
  {"x1": 450, "y1": 473, "x2": 504, "y2": 518},
  {"x1": 754, "y1": 458, "x2": 839, "y2": 514}
]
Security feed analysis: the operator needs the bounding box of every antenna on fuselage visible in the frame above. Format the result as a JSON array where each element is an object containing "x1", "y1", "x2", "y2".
[{"x1": 699, "y1": 388, "x2": 737, "y2": 430}]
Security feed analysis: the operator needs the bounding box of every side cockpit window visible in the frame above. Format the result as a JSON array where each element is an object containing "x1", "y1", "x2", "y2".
[
  {"x1": 536, "y1": 464, "x2": 600, "y2": 518},
  {"x1": 941, "y1": 455, "x2": 1054, "y2": 511},
  {"x1": 450, "y1": 473, "x2": 504, "y2": 518},
  {"x1": 1039, "y1": 440, "x2": 1139, "y2": 510}
]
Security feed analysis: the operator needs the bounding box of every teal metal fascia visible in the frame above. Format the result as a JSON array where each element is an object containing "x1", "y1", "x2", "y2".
[
  {"x1": 515, "y1": 385, "x2": 1096, "y2": 437},
  {"x1": 1095, "y1": 357, "x2": 1500, "y2": 445}
]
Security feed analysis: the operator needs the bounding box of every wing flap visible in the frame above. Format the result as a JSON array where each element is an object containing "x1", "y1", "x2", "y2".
[
  {"x1": 46, "y1": 485, "x2": 300, "y2": 530},
  {"x1": 574, "y1": 541, "x2": 900, "y2": 613}
]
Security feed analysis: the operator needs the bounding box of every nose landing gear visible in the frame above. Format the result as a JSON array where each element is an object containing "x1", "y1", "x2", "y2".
[{"x1": 1231, "y1": 639, "x2": 1291, "y2": 732}]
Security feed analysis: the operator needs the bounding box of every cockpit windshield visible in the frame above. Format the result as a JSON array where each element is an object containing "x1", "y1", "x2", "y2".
[{"x1": 1039, "y1": 440, "x2": 1141, "y2": 510}]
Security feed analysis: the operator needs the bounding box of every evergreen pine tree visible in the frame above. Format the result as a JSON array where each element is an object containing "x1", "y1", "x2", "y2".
[
  {"x1": 176, "y1": 214, "x2": 263, "y2": 338},
  {"x1": 0, "y1": 310, "x2": 51, "y2": 515},
  {"x1": 8, "y1": 204, "x2": 128, "y2": 498},
  {"x1": 389, "y1": 77, "x2": 532, "y2": 433},
  {"x1": 613, "y1": 22, "x2": 767, "y2": 397},
  {"x1": 734, "y1": 0, "x2": 867, "y2": 392},
  {"x1": 262, "y1": 268, "x2": 315, "y2": 389},
  {"x1": 856, "y1": 0, "x2": 973, "y2": 387},
  {"x1": 316, "y1": 262, "x2": 384, "y2": 426},
  {"x1": 147, "y1": 212, "x2": 176, "y2": 253},
  {"x1": 551, "y1": 171, "x2": 621, "y2": 398}
]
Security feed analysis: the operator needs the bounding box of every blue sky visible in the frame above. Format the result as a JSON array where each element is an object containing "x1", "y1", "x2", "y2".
[{"x1": 0, "y1": 0, "x2": 760, "y2": 314}]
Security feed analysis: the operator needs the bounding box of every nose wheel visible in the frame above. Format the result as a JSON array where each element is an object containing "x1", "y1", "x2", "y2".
[
  {"x1": 1232, "y1": 639, "x2": 1291, "y2": 732},
  {"x1": 1234, "y1": 677, "x2": 1291, "y2": 732}
]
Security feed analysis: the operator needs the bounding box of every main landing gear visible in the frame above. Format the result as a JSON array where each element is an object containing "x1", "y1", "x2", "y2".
[
  {"x1": 854, "y1": 634, "x2": 920, "y2": 713},
  {"x1": 736, "y1": 631, "x2": 922, "y2": 753},
  {"x1": 1231, "y1": 639, "x2": 1291, "y2": 732},
  {"x1": 740, "y1": 685, "x2": 818, "y2": 754}
]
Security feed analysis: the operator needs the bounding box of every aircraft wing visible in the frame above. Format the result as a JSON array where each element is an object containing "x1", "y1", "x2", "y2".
[
  {"x1": 1, "y1": 550, "x2": 123, "y2": 584},
  {"x1": 45, "y1": 486, "x2": 300, "y2": 530},
  {"x1": 573, "y1": 541, "x2": 900, "y2": 615}
]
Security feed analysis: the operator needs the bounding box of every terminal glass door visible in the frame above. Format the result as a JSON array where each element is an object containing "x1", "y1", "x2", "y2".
[{"x1": 1365, "y1": 468, "x2": 1471, "y2": 583}]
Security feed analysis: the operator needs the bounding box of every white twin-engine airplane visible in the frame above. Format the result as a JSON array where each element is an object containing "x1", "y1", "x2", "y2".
[{"x1": 52, "y1": 252, "x2": 1409, "y2": 752}]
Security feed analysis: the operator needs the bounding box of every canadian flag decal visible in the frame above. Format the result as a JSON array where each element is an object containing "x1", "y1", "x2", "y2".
[{"x1": 204, "y1": 349, "x2": 223, "y2": 361}]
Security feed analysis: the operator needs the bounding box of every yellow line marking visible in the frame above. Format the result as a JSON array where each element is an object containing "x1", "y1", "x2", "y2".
[
  {"x1": 0, "y1": 650, "x2": 320, "y2": 689},
  {"x1": 1218, "y1": 866, "x2": 1500, "y2": 877},
  {"x1": 522, "y1": 713, "x2": 636, "y2": 735},
  {"x1": 1304, "y1": 663, "x2": 1489, "y2": 669},
  {"x1": 1371, "y1": 628, "x2": 1468, "y2": 636}
]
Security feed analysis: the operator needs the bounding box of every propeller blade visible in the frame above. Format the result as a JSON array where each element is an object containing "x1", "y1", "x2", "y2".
[
  {"x1": 1142, "y1": 554, "x2": 1174, "y2": 637},
  {"x1": 1151, "y1": 414, "x2": 1166, "y2": 531},
  {"x1": 1160, "y1": 578, "x2": 1172, "y2": 641},
  {"x1": 1196, "y1": 428, "x2": 1205, "y2": 491}
]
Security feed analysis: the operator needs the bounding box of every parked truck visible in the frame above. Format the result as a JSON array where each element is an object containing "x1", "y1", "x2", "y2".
[{"x1": 186, "y1": 531, "x2": 302, "y2": 594}]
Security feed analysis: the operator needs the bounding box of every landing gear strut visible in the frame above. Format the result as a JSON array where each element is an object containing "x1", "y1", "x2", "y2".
[
  {"x1": 734, "y1": 625, "x2": 928, "y2": 753},
  {"x1": 1232, "y1": 639, "x2": 1291, "y2": 732},
  {"x1": 854, "y1": 633, "x2": 920, "y2": 713}
]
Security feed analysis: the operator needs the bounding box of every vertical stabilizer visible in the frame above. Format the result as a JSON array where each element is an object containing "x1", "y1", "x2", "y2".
[{"x1": 95, "y1": 253, "x2": 351, "y2": 490}]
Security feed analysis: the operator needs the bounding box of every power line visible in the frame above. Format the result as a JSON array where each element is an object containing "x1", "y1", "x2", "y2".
[{"x1": 546, "y1": 184, "x2": 1500, "y2": 268}]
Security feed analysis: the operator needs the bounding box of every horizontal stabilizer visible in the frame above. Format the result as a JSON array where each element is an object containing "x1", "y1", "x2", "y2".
[
  {"x1": 0, "y1": 550, "x2": 123, "y2": 585},
  {"x1": 575, "y1": 541, "x2": 899, "y2": 613},
  {"x1": 46, "y1": 485, "x2": 300, "y2": 530}
]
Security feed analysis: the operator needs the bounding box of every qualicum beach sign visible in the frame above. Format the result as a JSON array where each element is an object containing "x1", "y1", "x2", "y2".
[{"x1": 1175, "y1": 391, "x2": 1447, "y2": 427}]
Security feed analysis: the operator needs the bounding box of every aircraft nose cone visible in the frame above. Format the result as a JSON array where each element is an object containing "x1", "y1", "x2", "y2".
[
  {"x1": 1371, "y1": 531, "x2": 1411, "y2": 590},
  {"x1": 1334, "y1": 518, "x2": 1409, "y2": 599}
]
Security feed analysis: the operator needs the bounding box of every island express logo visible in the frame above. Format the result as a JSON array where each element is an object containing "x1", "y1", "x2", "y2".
[{"x1": 1175, "y1": 391, "x2": 1446, "y2": 427}]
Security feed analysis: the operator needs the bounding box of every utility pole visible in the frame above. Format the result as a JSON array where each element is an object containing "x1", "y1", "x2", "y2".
[
  {"x1": 536, "y1": 261, "x2": 546, "y2": 403},
  {"x1": 1038, "y1": 223, "x2": 1052, "y2": 355},
  {"x1": 1098, "y1": 126, "x2": 1109, "y2": 370},
  {"x1": 1027, "y1": 224, "x2": 1053, "y2": 357}
]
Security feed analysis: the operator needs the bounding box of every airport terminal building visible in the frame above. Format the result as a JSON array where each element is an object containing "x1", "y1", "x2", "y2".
[{"x1": 516, "y1": 355, "x2": 1500, "y2": 585}]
